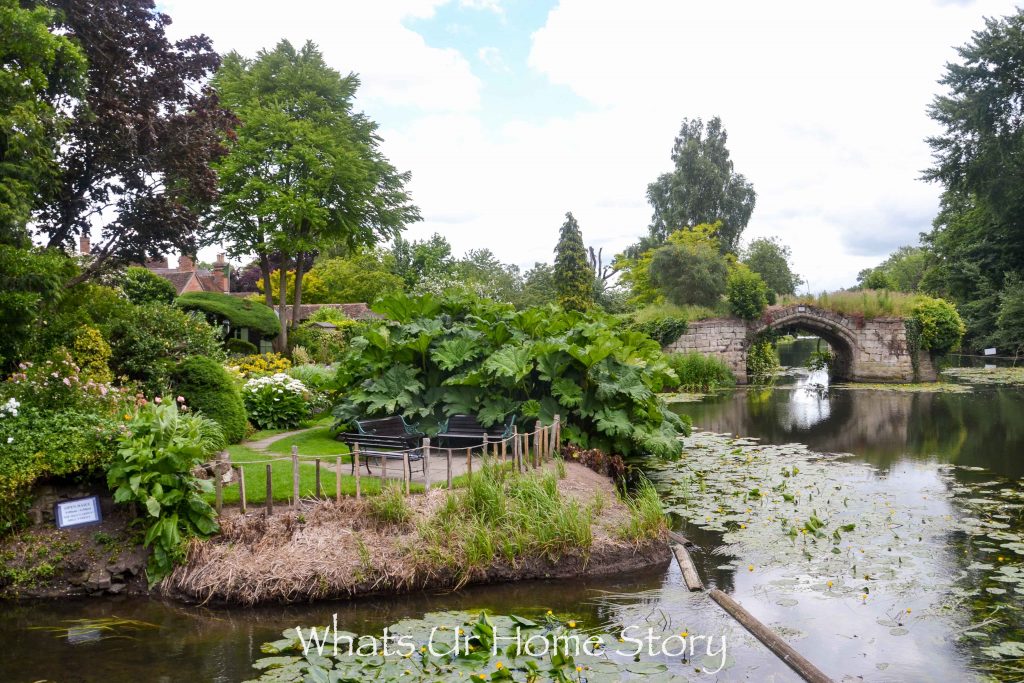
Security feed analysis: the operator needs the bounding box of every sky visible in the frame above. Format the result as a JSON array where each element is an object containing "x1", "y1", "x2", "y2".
[{"x1": 163, "y1": 0, "x2": 1021, "y2": 291}]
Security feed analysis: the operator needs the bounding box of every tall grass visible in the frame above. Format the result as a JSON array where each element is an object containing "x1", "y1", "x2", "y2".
[
  {"x1": 631, "y1": 301, "x2": 722, "y2": 324},
  {"x1": 620, "y1": 478, "x2": 667, "y2": 542},
  {"x1": 780, "y1": 290, "x2": 923, "y2": 318},
  {"x1": 368, "y1": 482, "x2": 412, "y2": 525},
  {"x1": 663, "y1": 352, "x2": 736, "y2": 392},
  {"x1": 286, "y1": 364, "x2": 336, "y2": 390},
  {"x1": 417, "y1": 462, "x2": 593, "y2": 583}
]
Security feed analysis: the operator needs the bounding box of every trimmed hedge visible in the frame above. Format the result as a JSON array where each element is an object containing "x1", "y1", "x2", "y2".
[
  {"x1": 176, "y1": 291, "x2": 280, "y2": 338},
  {"x1": 172, "y1": 356, "x2": 248, "y2": 444},
  {"x1": 226, "y1": 338, "x2": 258, "y2": 355}
]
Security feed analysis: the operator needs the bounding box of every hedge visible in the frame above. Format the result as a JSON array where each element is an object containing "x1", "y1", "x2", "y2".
[
  {"x1": 176, "y1": 291, "x2": 280, "y2": 338},
  {"x1": 172, "y1": 356, "x2": 248, "y2": 444}
]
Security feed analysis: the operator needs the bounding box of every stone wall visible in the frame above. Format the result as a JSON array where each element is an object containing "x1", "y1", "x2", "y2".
[{"x1": 665, "y1": 306, "x2": 937, "y2": 384}]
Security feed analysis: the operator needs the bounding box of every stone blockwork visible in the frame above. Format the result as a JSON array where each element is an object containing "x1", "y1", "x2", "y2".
[{"x1": 665, "y1": 305, "x2": 937, "y2": 384}]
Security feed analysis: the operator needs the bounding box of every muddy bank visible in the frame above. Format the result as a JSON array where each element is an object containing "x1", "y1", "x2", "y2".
[{"x1": 166, "y1": 462, "x2": 670, "y2": 605}]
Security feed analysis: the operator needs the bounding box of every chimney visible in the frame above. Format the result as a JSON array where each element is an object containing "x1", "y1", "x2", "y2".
[
  {"x1": 79, "y1": 234, "x2": 90, "y2": 256},
  {"x1": 216, "y1": 252, "x2": 225, "y2": 266},
  {"x1": 178, "y1": 254, "x2": 194, "y2": 271}
]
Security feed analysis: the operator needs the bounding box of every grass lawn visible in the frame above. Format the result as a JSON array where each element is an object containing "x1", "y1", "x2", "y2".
[
  {"x1": 266, "y1": 425, "x2": 351, "y2": 457},
  {"x1": 246, "y1": 415, "x2": 333, "y2": 443}
]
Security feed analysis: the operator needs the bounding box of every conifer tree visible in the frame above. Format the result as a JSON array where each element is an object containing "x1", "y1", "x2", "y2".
[{"x1": 554, "y1": 212, "x2": 593, "y2": 311}]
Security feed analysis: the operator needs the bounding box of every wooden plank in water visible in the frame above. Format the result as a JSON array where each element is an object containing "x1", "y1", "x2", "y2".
[{"x1": 671, "y1": 543, "x2": 703, "y2": 591}]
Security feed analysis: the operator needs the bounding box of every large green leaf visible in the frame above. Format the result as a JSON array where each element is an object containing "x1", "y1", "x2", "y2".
[{"x1": 482, "y1": 345, "x2": 533, "y2": 382}]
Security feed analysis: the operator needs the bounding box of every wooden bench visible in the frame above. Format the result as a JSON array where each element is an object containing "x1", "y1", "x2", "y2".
[
  {"x1": 435, "y1": 414, "x2": 515, "y2": 449},
  {"x1": 336, "y1": 416, "x2": 426, "y2": 478}
]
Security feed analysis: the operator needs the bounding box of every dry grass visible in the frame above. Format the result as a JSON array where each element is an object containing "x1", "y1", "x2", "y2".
[
  {"x1": 166, "y1": 462, "x2": 669, "y2": 605},
  {"x1": 779, "y1": 289, "x2": 923, "y2": 318}
]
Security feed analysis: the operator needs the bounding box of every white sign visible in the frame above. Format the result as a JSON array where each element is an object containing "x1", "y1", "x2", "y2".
[
  {"x1": 984, "y1": 348, "x2": 998, "y2": 356},
  {"x1": 55, "y1": 496, "x2": 102, "y2": 529}
]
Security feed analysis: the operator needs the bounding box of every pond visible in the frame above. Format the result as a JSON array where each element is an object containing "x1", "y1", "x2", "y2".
[{"x1": 2, "y1": 338, "x2": 1022, "y2": 681}]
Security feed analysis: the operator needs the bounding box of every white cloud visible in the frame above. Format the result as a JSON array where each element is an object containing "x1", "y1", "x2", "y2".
[
  {"x1": 164, "y1": 0, "x2": 1021, "y2": 291},
  {"x1": 477, "y1": 46, "x2": 509, "y2": 72}
]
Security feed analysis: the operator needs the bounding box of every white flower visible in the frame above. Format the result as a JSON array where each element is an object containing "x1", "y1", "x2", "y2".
[{"x1": 5, "y1": 437, "x2": 11, "y2": 444}]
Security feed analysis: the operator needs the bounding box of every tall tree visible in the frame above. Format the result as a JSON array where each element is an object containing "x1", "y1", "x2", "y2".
[
  {"x1": 0, "y1": 0, "x2": 84, "y2": 245},
  {"x1": 211, "y1": 40, "x2": 419, "y2": 348},
  {"x1": 742, "y1": 236, "x2": 802, "y2": 301},
  {"x1": 390, "y1": 233, "x2": 454, "y2": 287},
  {"x1": 553, "y1": 212, "x2": 593, "y2": 311},
  {"x1": 643, "y1": 116, "x2": 756, "y2": 255},
  {"x1": 32, "y1": 0, "x2": 233, "y2": 277},
  {"x1": 923, "y1": 9, "x2": 1024, "y2": 349}
]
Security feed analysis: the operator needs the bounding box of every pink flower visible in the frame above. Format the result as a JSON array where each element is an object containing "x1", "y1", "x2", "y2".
[
  {"x1": 62, "y1": 377, "x2": 71, "y2": 386},
  {"x1": 154, "y1": 396, "x2": 162, "y2": 404},
  {"x1": 176, "y1": 396, "x2": 185, "y2": 403}
]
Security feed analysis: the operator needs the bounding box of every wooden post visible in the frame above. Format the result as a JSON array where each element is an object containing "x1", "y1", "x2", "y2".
[
  {"x1": 521, "y1": 432, "x2": 528, "y2": 473},
  {"x1": 483, "y1": 434, "x2": 489, "y2": 463},
  {"x1": 335, "y1": 456, "x2": 341, "y2": 503},
  {"x1": 446, "y1": 448, "x2": 453, "y2": 489},
  {"x1": 238, "y1": 465, "x2": 246, "y2": 514},
  {"x1": 554, "y1": 414, "x2": 561, "y2": 455},
  {"x1": 315, "y1": 458, "x2": 322, "y2": 498},
  {"x1": 466, "y1": 447, "x2": 472, "y2": 479},
  {"x1": 534, "y1": 425, "x2": 540, "y2": 468},
  {"x1": 265, "y1": 464, "x2": 273, "y2": 516},
  {"x1": 672, "y1": 542, "x2": 704, "y2": 591},
  {"x1": 403, "y1": 450, "x2": 410, "y2": 495},
  {"x1": 354, "y1": 444, "x2": 361, "y2": 500},
  {"x1": 511, "y1": 426, "x2": 519, "y2": 472},
  {"x1": 500, "y1": 436, "x2": 506, "y2": 466},
  {"x1": 291, "y1": 445, "x2": 300, "y2": 508},
  {"x1": 214, "y1": 468, "x2": 223, "y2": 515},
  {"x1": 422, "y1": 438, "x2": 431, "y2": 490}
]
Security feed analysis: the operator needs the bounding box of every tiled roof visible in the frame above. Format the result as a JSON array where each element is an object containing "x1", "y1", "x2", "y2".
[{"x1": 160, "y1": 271, "x2": 197, "y2": 295}]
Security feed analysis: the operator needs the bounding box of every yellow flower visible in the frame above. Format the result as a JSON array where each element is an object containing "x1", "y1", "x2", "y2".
[
  {"x1": 576, "y1": 666, "x2": 582, "y2": 672},
  {"x1": 420, "y1": 646, "x2": 427, "y2": 652},
  {"x1": 740, "y1": 524, "x2": 746, "y2": 529},
  {"x1": 680, "y1": 631, "x2": 689, "y2": 637},
  {"x1": 827, "y1": 581, "x2": 833, "y2": 588},
  {"x1": 748, "y1": 564, "x2": 754, "y2": 571},
  {"x1": 568, "y1": 621, "x2": 576, "y2": 628},
  {"x1": 495, "y1": 662, "x2": 503, "y2": 670},
  {"x1": 546, "y1": 610, "x2": 553, "y2": 615},
  {"x1": 906, "y1": 608, "x2": 912, "y2": 613},
  {"x1": 123, "y1": 413, "x2": 131, "y2": 420}
]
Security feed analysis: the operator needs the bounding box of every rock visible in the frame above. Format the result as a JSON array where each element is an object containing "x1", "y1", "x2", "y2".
[
  {"x1": 84, "y1": 569, "x2": 111, "y2": 592},
  {"x1": 108, "y1": 582, "x2": 127, "y2": 595}
]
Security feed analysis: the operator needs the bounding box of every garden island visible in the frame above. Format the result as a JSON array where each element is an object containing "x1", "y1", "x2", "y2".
[{"x1": 3, "y1": 2, "x2": 1024, "y2": 682}]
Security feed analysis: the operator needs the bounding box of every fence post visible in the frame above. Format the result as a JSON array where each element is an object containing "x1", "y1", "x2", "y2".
[
  {"x1": 291, "y1": 445, "x2": 300, "y2": 509},
  {"x1": 483, "y1": 434, "x2": 489, "y2": 463},
  {"x1": 521, "y1": 432, "x2": 528, "y2": 473},
  {"x1": 214, "y1": 468, "x2": 223, "y2": 515},
  {"x1": 403, "y1": 450, "x2": 410, "y2": 496},
  {"x1": 237, "y1": 465, "x2": 246, "y2": 514},
  {"x1": 511, "y1": 426, "x2": 519, "y2": 472},
  {"x1": 554, "y1": 414, "x2": 561, "y2": 456},
  {"x1": 335, "y1": 456, "x2": 341, "y2": 503},
  {"x1": 466, "y1": 447, "x2": 473, "y2": 480},
  {"x1": 315, "y1": 458, "x2": 322, "y2": 498},
  {"x1": 501, "y1": 436, "x2": 506, "y2": 466},
  {"x1": 265, "y1": 464, "x2": 273, "y2": 516},
  {"x1": 422, "y1": 438, "x2": 431, "y2": 491},
  {"x1": 446, "y1": 448, "x2": 453, "y2": 489},
  {"x1": 354, "y1": 444, "x2": 361, "y2": 500}
]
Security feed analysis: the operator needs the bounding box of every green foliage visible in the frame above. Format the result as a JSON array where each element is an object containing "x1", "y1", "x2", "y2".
[
  {"x1": 389, "y1": 233, "x2": 454, "y2": 288},
  {"x1": 910, "y1": 297, "x2": 965, "y2": 352},
  {"x1": 663, "y1": 352, "x2": 736, "y2": 392},
  {"x1": 307, "y1": 251, "x2": 405, "y2": 304},
  {"x1": 172, "y1": 356, "x2": 247, "y2": 444},
  {"x1": 996, "y1": 278, "x2": 1024, "y2": 353},
  {"x1": 243, "y1": 373, "x2": 312, "y2": 430},
  {"x1": 225, "y1": 338, "x2": 257, "y2": 356},
  {"x1": 641, "y1": 116, "x2": 756, "y2": 255},
  {"x1": 285, "y1": 365, "x2": 337, "y2": 392},
  {"x1": 70, "y1": 325, "x2": 113, "y2": 383},
  {"x1": 553, "y1": 212, "x2": 593, "y2": 311},
  {"x1": 288, "y1": 320, "x2": 352, "y2": 364},
  {"x1": 0, "y1": 246, "x2": 78, "y2": 370},
  {"x1": 120, "y1": 266, "x2": 176, "y2": 305},
  {"x1": 742, "y1": 236, "x2": 802, "y2": 299},
  {"x1": 628, "y1": 315, "x2": 689, "y2": 346},
  {"x1": 782, "y1": 289, "x2": 923, "y2": 318},
  {"x1": 414, "y1": 249, "x2": 524, "y2": 304},
  {"x1": 0, "y1": 0, "x2": 85, "y2": 244},
  {"x1": 175, "y1": 291, "x2": 280, "y2": 338},
  {"x1": 726, "y1": 265, "x2": 769, "y2": 320},
  {"x1": 516, "y1": 262, "x2": 558, "y2": 309},
  {"x1": 807, "y1": 348, "x2": 833, "y2": 372},
  {"x1": 107, "y1": 402, "x2": 223, "y2": 585},
  {"x1": 648, "y1": 225, "x2": 729, "y2": 307},
  {"x1": 620, "y1": 477, "x2": 668, "y2": 542},
  {"x1": 332, "y1": 293, "x2": 688, "y2": 459},
  {"x1": 747, "y1": 340, "x2": 780, "y2": 384},
  {"x1": 368, "y1": 482, "x2": 412, "y2": 525},
  {"x1": 861, "y1": 268, "x2": 896, "y2": 291},
  {"x1": 106, "y1": 304, "x2": 225, "y2": 395},
  {"x1": 857, "y1": 246, "x2": 928, "y2": 293}
]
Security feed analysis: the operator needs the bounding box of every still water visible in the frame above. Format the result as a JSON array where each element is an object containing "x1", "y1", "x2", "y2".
[{"x1": 1, "y1": 338, "x2": 1022, "y2": 682}]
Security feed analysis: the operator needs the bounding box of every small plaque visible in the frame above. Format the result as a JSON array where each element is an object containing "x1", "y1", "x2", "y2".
[
  {"x1": 984, "y1": 347, "x2": 998, "y2": 356},
  {"x1": 55, "y1": 496, "x2": 102, "y2": 529}
]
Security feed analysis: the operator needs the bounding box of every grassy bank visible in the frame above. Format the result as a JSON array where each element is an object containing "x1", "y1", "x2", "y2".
[
  {"x1": 780, "y1": 289, "x2": 922, "y2": 318},
  {"x1": 170, "y1": 461, "x2": 670, "y2": 604}
]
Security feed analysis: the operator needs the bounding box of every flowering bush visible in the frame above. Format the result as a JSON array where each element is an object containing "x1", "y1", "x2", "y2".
[
  {"x1": 4, "y1": 351, "x2": 125, "y2": 414},
  {"x1": 243, "y1": 373, "x2": 311, "y2": 429},
  {"x1": 228, "y1": 352, "x2": 292, "y2": 379}
]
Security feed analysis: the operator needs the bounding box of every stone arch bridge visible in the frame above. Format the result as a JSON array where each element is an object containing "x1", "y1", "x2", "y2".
[{"x1": 665, "y1": 305, "x2": 936, "y2": 383}]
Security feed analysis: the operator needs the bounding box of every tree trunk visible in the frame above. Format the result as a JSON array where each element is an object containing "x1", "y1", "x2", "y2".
[
  {"x1": 291, "y1": 250, "x2": 306, "y2": 330},
  {"x1": 259, "y1": 252, "x2": 274, "y2": 308},
  {"x1": 276, "y1": 264, "x2": 289, "y2": 352}
]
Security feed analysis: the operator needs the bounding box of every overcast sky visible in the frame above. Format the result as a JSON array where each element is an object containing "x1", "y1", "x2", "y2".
[{"x1": 164, "y1": 0, "x2": 1020, "y2": 291}]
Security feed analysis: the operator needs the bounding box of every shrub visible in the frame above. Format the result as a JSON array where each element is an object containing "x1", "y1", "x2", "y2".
[
  {"x1": 287, "y1": 364, "x2": 336, "y2": 391},
  {"x1": 225, "y1": 338, "x2": 258, "y2": 356},
  {"x1": 243, "y1": 373, "x2": 311, "y2": 430},
  {"x1": 332, "y1": 293, "x2": 689, "y2": 459},
  {"x1": 3, "y1": 351, "x2": 123, "y2": 414},
  {"x1": 106, "y1": 304, "x2": 225, "y2": 394},
  {"x1": 629, "y1": 315, "x2": 689, "y2": 346},
  {"x1": 172, "y1": 356, "x2": 247, "y2": 444},
  {"x1": 229, "y1": 352, "x2": 291, "y2": 378},
  {"x1": 288, "y1": 321, "x2": 348, "y2": 364},
  {"x1": 911, "y1": 297, "x2": 965, "y2": 352},
  {"x1": 747, "y1": 339, "x2": 780, "y2": 384},
  {"x1": 107, "y1": 402, "x2": 223, "y2": 585},
  {"x1": 664, "y1": 352, "x2": 736, "y2": 392},
  {"x1": 368, "y1": 482, "x2": 412, "y2": 525},
  {"x1": 70, "y1": 326, "x2": 113, "y2": 383},
  {"x1": 120, "y1": 266, "x2": 176, "y2": 305},
  {"x1": 175, "y1": 291, "x2": 281, "y2": 339},
  {"x1": 727, "y1": 266, "x2": 769, "y2": 320},
  {"x1": 649, "y1": 233, "x2": 729, "y2": 307}
]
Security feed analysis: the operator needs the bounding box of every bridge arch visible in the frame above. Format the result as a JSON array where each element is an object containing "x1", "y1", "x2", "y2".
[{"x1": 664, "y1": 305, "x2": 937, "y2": 383}]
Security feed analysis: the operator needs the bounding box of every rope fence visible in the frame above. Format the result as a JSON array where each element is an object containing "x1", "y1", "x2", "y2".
[{"x1": 215, "y1": 414, "x2": 563, "y2": 516}]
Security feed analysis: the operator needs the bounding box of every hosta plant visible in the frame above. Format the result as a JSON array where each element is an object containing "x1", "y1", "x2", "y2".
[
  {"x1": 332, "y1": 293, "x2": 689, "y2": 459},
  {"x1": 107, "y1": 401, "x2": 224, "y2": 585},
  {"x1": 243, "y1": 373, "x2": 311, "y2": 430}
]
